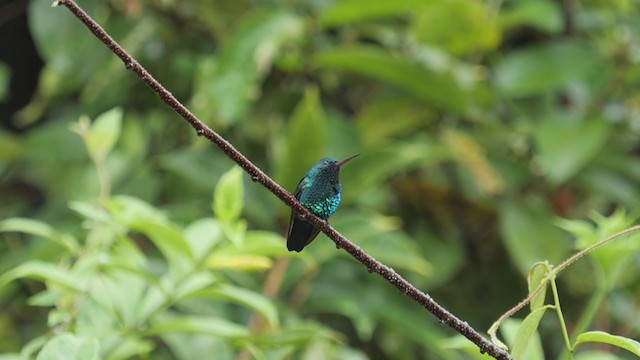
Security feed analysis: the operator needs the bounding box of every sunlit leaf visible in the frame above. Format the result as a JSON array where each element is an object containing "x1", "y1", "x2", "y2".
[
  {"x1": 412, "y1": 0, "x2": 500, "y2": 55},
  {"x1": 35, "y1": 334, "x2": 99, "y2": 360},
  {"x1": 189, "y1": 284, "x2": 279, "y2": 328},
  {"x1": 315, "y1": 46, "x2": 475, "y2": 114},
  {"x1": 0, "y1": 261, "x2": 84, "y2": 292},
  {"x1": 501, "y1": 318, "x2": 544, "y2": 360},
  {"x1": 574, "y1": 331, "x2": 640, "y2": 357},
  {"x1": 511, "y1": 307, "x2": 550, "y2": 360},
  {"x1": 213, "y1": 166, "x2": 245, "y2": 223},
  {"x1": 85, "y1": 107, "x2": 122, "y2": 160},
  {"x1": 206, "y1": 254, "x2": 273, "y2": 271},
  {"x1": 500, "y1": 0, "x2": 563, "y2": 33},
  {"x1": 147, "y1": 316, "x2": 250, "y2": 339},
  {"x1": 528, "y1": 262, "x2": 550, "y2": 311},
  {"x1": 0, "y1": 218, "x2": 79, "y2": 253},
  {"x1": 320, "y1": 0, "x2": 428, "y2": 25},
  {"x1": 106, "y1": 196, "x2": 193, "y2": 263}
]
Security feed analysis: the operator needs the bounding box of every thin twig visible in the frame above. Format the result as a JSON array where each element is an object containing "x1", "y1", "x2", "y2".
[{"x1": 52, "y1": 1, "x2": 512, "y2": 359}]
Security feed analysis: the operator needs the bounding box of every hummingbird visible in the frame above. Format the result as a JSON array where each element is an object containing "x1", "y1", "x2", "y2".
[{"x1": 287, "y1": 154, "x2": 359, "y2": 252}]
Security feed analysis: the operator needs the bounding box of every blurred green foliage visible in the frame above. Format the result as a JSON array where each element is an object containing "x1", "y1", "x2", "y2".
[{"x1": 1, "y1": 0, "x2": 640, "y2": 359}]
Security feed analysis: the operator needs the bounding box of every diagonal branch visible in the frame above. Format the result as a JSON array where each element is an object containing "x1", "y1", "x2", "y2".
[{"x1": 52, "y1": 1, "x2": 512, "y2": 359}]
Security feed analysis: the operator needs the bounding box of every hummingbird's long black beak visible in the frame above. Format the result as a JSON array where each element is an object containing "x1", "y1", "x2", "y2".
[{"x1": 337, "y1": 153, "x2": 359, "y2": 167}]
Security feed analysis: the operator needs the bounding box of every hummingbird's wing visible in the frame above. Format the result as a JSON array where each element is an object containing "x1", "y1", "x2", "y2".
[{"x1": 286, "y1": 179, "x2": 321, "y2": 252}]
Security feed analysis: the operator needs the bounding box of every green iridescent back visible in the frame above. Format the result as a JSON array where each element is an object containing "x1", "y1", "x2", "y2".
[{"x1": 296, "y1": 158, "x2": 343, "y2": 219}]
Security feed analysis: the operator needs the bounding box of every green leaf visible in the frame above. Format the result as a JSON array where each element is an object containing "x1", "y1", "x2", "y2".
[
  {"x1": 253, "y1": 323, "x2": 338, "y2": 346},
  {"x1": 275, "y1": 86, "x2": 328, "y2": 195},
  {"x1": 527, "y1": 262, "x2": 550, "y2": 310},
  {"x1": 193, "y1": 9, "x2": 303, "y2": 124},
  {"x1": 500, "y1": 0, "x2": 563, "y2": 34},
  {"x1": 189, "y1": 284, "x2": 279, "y2": 328},
  {"x1": 30, "y1": 1, "x2": 107, "y2": 89},
  {"x1": 0, "y1": 218, "x2": 79, "y2": 253},
  {"x1": 213, "y1": 166, "x2": 245, "y2": 223},
  {"x1": 535, "y1": 116, "x2": 611, "y2": 184},
  {"x1": 106, "y1": 196, "x2": 193, "y2": 263},
  {"x1": 147, "y1": 316, "x2": 251, "y2": 339},
  {"x1": 86, "y1": 107, "x2": 123, "y2": 160},
  {"x1": 103, "y1": 337, "x2": 153, "y2": 360},
  {"x1": 0, "y1": 261, "x2": 84, "y2": 292},
  {"x1": 36, "y1": 334, "x2": 99, "y2": 360},
  {"x1": 212, "y1": 230, "x2": 289, "y2": 258},
  {"x1": 320, "y1": 0, "x2": 429, "y2": 25},
  {"x1": 574, "y1": 331, "x2": 640, "y2": 357},
  {"x1": 206, "y1": 254, "x2": 273, "y2": 271},
  {"x1": 314, "y1": 46, "x2": 474, "y2": 114},
  {"x1": 501, "y1": 318, "x2": 544, "y2": 360},
  {"x1": 356, "y1": 95, "x2": 432, "y2": 145},
  {"x1": 184, "y1": 218, "x2": 225, "y2": 261},
  {"x1": 412, "y1": 0, "x2": 500, "y2": 55},
  {"x1": 511, "y1": 307, "x2": 550, "y2": 360},
  {"x1": 495, "y1": 40, "x2": 605, "y2": 97},
  {"x1": 69, "y1": 201, "x2": 113, "y2": 224},
  {"x1": 499, "y1": 202, "x2": 568, "y2": 275}
]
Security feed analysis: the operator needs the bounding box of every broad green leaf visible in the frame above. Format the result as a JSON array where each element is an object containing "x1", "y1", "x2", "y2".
[
  {"x1": 499, "y1": 202, "x2": 568, "y2": 275},
  {"x1": 275, "y1": 86, "x2": 328, "y2": 195},
  {"x1": 103, "y1": 337, "x2": 153, "y2": 360},
  {"x1": 535, "y1": 116, "x2": 611, "y2": 184},
  {"x1": 501, "y1": 319, "x2": 544, "y2": 360},
  {"x1": 184, "y1": 218, "x2": 224, "y2": 261},
  {"x1": 85, "y1": 107, "x2": 123, "y2": 160},
  {"x1": 106, "y1": 196, "x2": 193, "y2": 263},
  {"x1": 574, "y1": 331, "x2": 640, "y2": 357},
  {"x1": 314, "y1": 46, "x2": 474, "y2": 114},
  {"x1": 0, "y1": 218, "x2": 79, "y2": 252},
  {"x1": 511, "y1": 307, "x2": 550, "y2": 360},
  {"x1": 36, "y1": 334, "x2": 99, "y2": 360},
  {"x1": 253, "y1": 323, "x2": 338, "y2": 346},
  {"x1": 573, "y1": 351, "x2": 623, "y2": 360},
  {"x1": 356, "y1": 95, "x2": 432, "y2": 145},
  {"x1": 189, "y1": 284, "x2": 279, "y2": 328},
  {"x1": 412, "y1": 0, "x2": 500, "y2": 55},
  {"x1": 0, "y1": 261, "x2": 84, "y2": 292},
  {"x1": 213, "y1": 166, "x2": 244, "y2": 223},
  {"x1": 147, "y1": 316, "x2": 250, "y2": 339},
  {"x1": 206, "y1": 254, "x2": 273, "y2": 271},
  {"x1": 212, "y1": 230, "x2": 289, "y2": 258},
  {"x1": 495, "y1": 40, "x2": 605, "y2": 97},
  {"x1": 69, "y1": 201, "x2": 113, "y2": 224},
  {"x1": 320, "y1": 0, "x2": 430, "y2": 25},
  {"x1": 30, "y1": 1, "x2": 107, "y2": 90},
  {"x1": 527, "y1": 262, "x2": 550, "y2": 310},
  {"x1": 193, "y1": 9, "x2": 303, "y2": 124},
  {"x1": 173, "y1": 272, "x2": 216, "y2": 301},
  {"x1": 500, "y1": 0, "x2": 563, "y2": 33}
]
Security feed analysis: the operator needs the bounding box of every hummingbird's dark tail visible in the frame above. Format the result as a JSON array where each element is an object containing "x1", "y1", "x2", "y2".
[{"x1": 287, "y1": 215, "x2": 321, "y2": 252}]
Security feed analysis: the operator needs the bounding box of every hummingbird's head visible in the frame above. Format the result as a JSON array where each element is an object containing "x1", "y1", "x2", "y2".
[
  {"x1": 308, "y1": 154, "x2": 359, "y2": 180},
  {"x1": 314, "y1": 154, "x2": 359, "y2": 172}
]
